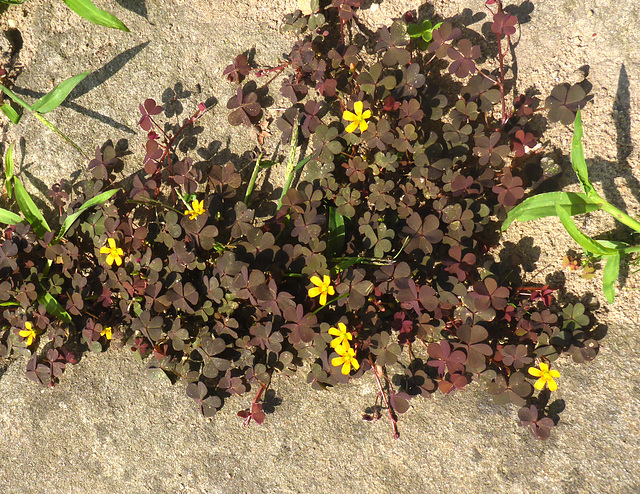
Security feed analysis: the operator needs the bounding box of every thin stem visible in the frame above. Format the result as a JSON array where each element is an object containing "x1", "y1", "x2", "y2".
[
  {"x1": 369, "y1": 358, "x2": 399, "y2": 439},
  {"x1": 245, "y1": 152, "x2": 264, "y2": 205},
  {"x1": 243, "y1": 383, "x2": 266, "y2": 426},
  {"x1": 312, "y1": 293, "x2": 350, "y2": 315}
]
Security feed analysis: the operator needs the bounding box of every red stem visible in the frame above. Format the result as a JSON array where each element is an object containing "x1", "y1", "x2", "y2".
[
  {"x1": 369, "y1": 357, "x2": 399, "y2": 439},
  {"x1": 243, "y1": 383, "x2": 266, "y2": 426}
]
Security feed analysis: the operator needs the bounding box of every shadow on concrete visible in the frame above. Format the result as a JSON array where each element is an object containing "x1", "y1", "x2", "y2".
[{"x1": 11, "y1": 42, "x2": 151, "y2": 134}]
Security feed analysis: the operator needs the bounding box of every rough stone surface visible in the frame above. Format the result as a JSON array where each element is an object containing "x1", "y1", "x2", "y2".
[{"x1": 0, "y1": 0, "x2": 639, "y2": 492}]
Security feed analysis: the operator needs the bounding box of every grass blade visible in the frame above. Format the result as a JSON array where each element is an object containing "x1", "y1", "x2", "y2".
[
  {"x1": 12, "y1": 176, "x2": 51, "y2": 238},
  {"x1": 57, "y1": 188, "x2": 119, "y2": 239},
  {"x1": 37, "y1": 292, "x2": 72, "y2": 324},
  {"x1": 327, "y1": 206, "x2": 346, "y2": 257},
  {"x1": 502, "y1": 191, "x2": 602, "y2": 230},
  {"x1": 61, "y1": 0, "x2": 130, "y2": 32},
  {"x1": 571, "y1": 110, "x2": 596, "y2": 198},
  {"x1": 31, "y1": 71, "x2": 90, "y2": 114},
  {"x1": 0, "y1": 207, "x2": 23, "y2": 225},
  {"x1": 0, "y1": 82, "x2": 32, "y2": 110},
  {"x1": 602, "y1": 253, "x2": 620, "y2": 303},
  {"x1": 245, "y1": 153, "x2": 263, "y2": 204},
  {"x1": 1, "y1": 103, "x2": 20, "y2": 124},
  {"x1": 5, "y1": 143, "x2": 14, "y2": 200},
  {"x1": 555, "y1": 204, "x2": 617, "y2": 256},
  {"x1": 277, "y1": 115, "x2": 300, "y2": 210}
]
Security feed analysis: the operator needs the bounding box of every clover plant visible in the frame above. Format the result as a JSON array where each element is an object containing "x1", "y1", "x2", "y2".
[{"x1": 0, "y1": 0, "x2": 602, "y2": 440}]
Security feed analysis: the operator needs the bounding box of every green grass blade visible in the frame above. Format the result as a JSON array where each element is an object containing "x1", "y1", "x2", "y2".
[
  {"x1": 1, "y1": 103, "x2": 20, "y2": 124},
  {"x1": 61, "y1": 0, "x2": 130, "y2": 32},
  {"x1": 37, "y1": 292, "x2": 72, "y2": 324},
  {"x1": 0, "y1": 207, "x2": 23, "y2": 225},
  {"x1": 555, "y1": 204, "x2": 617, "y2": 256},
  {"x1": 0, "y1": 82, "x2": 32, "y2": 110},
  {"x1": 244, "y1": 153, "x2": 263, "y2": 204},
  {"x1": 602, "y1": 253, "x2": 620, "y2": 303},
  {"x1": 12, "y1": 176, "x2": 51, "y2": 237},
  {"x1": 277, "y1": 115, "x2": 300, "y2": 210},
  {"x1": 571, "y1": 110, "x2": 596, "y2": 198},
  {"x1": 5, "y1": 143, "x2": 14, "y2": 199},
  {"x1": 57, "y1": 188, "x2": 119, "y2": 239},
  {"x1": 327, "y1": 206, "x2": 346, "y2": 257},
  {"x1": 31, "y1": 71, "x2": 90, "y2": 114},
  {"x1": 502, "y1": 191, "x2": 602, "y2": 230}
]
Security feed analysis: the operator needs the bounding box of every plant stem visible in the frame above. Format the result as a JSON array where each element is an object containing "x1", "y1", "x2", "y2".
[
  {"x1": 276, "y1": 114, "x2": 300, "y2": 210},
  {"x1": 369, "y1": 358, "x2": 399, "y2": 439},
  {"x1": 245, "y1": 152, "x2": 263, "y2": 204}
]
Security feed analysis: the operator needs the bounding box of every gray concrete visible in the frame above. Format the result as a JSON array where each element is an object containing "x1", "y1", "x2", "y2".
[{"x1": 0, "y1": 0, "x2": 639, "y2": 492}]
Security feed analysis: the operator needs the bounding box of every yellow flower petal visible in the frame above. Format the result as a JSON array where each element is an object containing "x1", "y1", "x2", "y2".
[
  {"x1": 308, "y1": 287, "x2": 322, "y2": 298},
  {"x1": 319, "y1": 291, "x2": 328, "y2": 305},
  {"x1": 353, "y1": 101, "x2": 363, "y2": 115},
  {"x1": 328, "y1": 326, "x2": 341, "y2": 337},
  {"x1": 528, "y1": 367, "x2": 542, "y2": 377},
  {"x1": 534, "y1": 378, "x2": 545, "y2": 390},
  {"x1": 341, "y1": 361, "x2": 351, "y2": 375},
  {"x1": 351, "y1": 358, "x2": 360, "y2": 371},
  {"x1": 331, "y1": 356, "x2": 344, "y2": 367},
  {"x1": 550, "y1": 370, "x2": 560, "y2": 378},
  {"x1": 538, "y1": 362, "x2": 549, "y2": 372},
  {"x1": 548, "y1": 379, "x2": 558, "y2": 392},
  {"x1": 359, "y1": 120, "x2": 369, "y2": 133},
  {"x1": 362, "y1": 109, "x2": 372, "y2": 119},
  {"x1": 327, "y1": 286, "x2": 335, "y2": 296},
  {"x1": 310, "y1": 275, "x2": 323, "y2": 286},
  {"x1": 345, "y1": 121, "x2": 359, "y2": 133},
  {"x1": 342, "y1": 110, "x2": 357, "y2": 121},
  {"x1": 108, "y1": 237, "x2": 116, "y2": 249}
]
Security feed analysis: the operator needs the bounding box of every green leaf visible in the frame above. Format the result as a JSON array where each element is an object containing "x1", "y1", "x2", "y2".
[
  {"x1": 0, "y1": 206, "x2": 23, "y2": 225},
  {"x1": 57, "y1": 188, "x2": 119, "y2": 239},
  {"x1": 12, "y1": 176, "x2": 51, "y2": 238},
  {"x1": 0, "y1": 0, "x2": 27, "y2": 4},
  {"x1": 0, "y1": 83, "x2": 32, "y2": 110},
  {"x1": 31, "y1": 71, "x2": 90, "y2": 114},
  {"x1": 327, "y1": 206, "x2": 345, "y2": 257},
  {"x1": 571, "y1": 110, "x2": 596, "y2": 198},
  {"x1": 37, "y1": 292, "x2": 72, "y2": 324},
  {"x1": 555, "y1": 204, "x2": 617, "y2": 256},
  {"x1": 502, "y1": 191, "x2": 602, "y2": 230},
  {"x1": 602, "y1": 253, "x2": 620, "y2": 303},
  {"x1": 294, "y1": 155, "x2": 312, "y2": 172},
  {"x1": 61, "y1": 0, "x2": 129, "y2": 31},
  {"x1": 5, "y1": 142, "x2": 14, "y2": 200},
  {"x1": 1, "y1": 103, "x2": 20, "y2": 124},
  {"x1": 0, "y1": 301, "x2": 20, "y2": 307}
]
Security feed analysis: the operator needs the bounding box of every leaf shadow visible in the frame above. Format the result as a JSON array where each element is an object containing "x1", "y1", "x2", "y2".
[{"x1": 10, "y1": 42, "x2": 151, "y2": 134}]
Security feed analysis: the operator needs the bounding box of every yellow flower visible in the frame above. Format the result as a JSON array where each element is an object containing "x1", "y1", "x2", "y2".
[
  {"x1": 19, "y1": 322, "x2": 38, "y2": 346},
  {"x1": 185, "y1": 199, "x2": 205, "y2": 220},
  {"x1": 528, "y1": 362, "x2": 560, "y2": 391},
  {"x1": 331, "y1": 344, "x2": 360, "y2": 375},
  {"x1": 342, "y1": 101, "x2": 371, "y2": 133},
  {"x1": 101, "y1": 326, "x2": 113, "y2": 340},
  {"x1": 328, "y1": 322, "x2": 352, "y2": 349},
  {"x1": 99, "y1": 238, "x2": 124, "y2": 266},
  {"x1": 308, "y1": 275, "x2": 335, "y2": 306}
]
